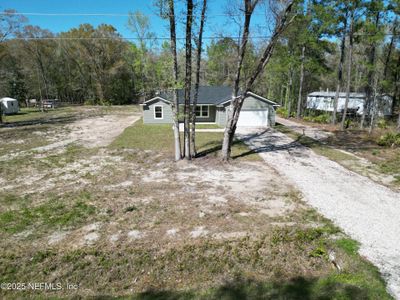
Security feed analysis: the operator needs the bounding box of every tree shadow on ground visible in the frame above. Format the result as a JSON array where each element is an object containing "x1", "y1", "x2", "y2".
[
  {"x1": 0, "y1": 114, "x2": 86, "y2": 128},
  {"x1": 92, "y1": 276, "x2": 369, "y2": 300},
  {"x1": 195, "y1": 128, "x2": 308, "y2": 160}
]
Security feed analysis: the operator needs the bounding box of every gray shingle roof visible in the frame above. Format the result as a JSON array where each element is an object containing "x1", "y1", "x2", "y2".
[{"x1": 159, "y1": 86, "x2": 233, "y2": 105}]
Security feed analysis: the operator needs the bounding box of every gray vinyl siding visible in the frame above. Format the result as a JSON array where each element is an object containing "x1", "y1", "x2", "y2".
[
  {"x1": 179, "y1": 105, "x2": 216, "y2": 123},
  {"x1": 268, "y1": 107, "x2": 276, "y2": 126},
  {"x1": 143, "y1": 100, "x2": 174, "y2": 124},
  {"x1": 242, "y1": 96, "x2": 271, "y2": 110},
  {"x1": 196, "y1": 105, "x2": 216, "y2": 122},
  {"x1": 142, "y1": 94, "x2": 276, "y2": 126},
  {"x1": 216, "y1": 107, "x2": 227, "y2": 127},
  {"x1": 144, "y1": 101, "x2": 217, "y2": 124},
  {"x1": 216, "y1": 96, "x2": 276, "y2": 127},
  {"x1": 243, "y1": 96, "x2": 276, "y2": 126}
]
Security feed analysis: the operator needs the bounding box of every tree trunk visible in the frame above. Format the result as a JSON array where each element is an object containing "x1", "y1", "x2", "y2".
[
  {"x1": 168, "y1": 0, "x2": 182, "y2": 161},
  {"x1": 296, "y1": 45, "x2": 305, "y2": 119},
  {"x1": 191, "y1": 0, "x2": 207, "y2": 158},
  {"x1": 385, "y1": 20, "x2": 398, "y2": 119},
  {"x1": 361, "y1": 10, "x2": 380, "y2": 129},
  {"x1": 332, "y1": 16, "x2": 347, "y2": 125},
  {"x1": 0, "y1": 101, "x2": 3, "y2": 124},
  {"x1": 397, "y1": 109, "x2": 400, "y2": 132},
  {"x1": 340, "y1": 12, "x2": 354, "y2": 131},
  {"x1": 287, "y1": 67, "x2": 293, "y2": 118},
  {"x1": 221, "y1": 0, "x2": 294, "y2": 160},
  {"x1": 221, "y1": 0, "x2": 258, "y2": 161},
  {"x1": 383, "y1": 18, "x2": 397, "y2": 80},
  {"x1": 369, "y1": 75, "x2": 378, "y2": 134},
  {"x1": 184, "y1": 0, "x2": 193, "y2": 160},
  {"x1": 395, "y1": 53, "x2": 400, "y2": 132}
]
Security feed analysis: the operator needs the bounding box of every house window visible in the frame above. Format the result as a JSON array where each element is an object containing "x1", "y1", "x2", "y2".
[
  {"x1": 195, "y1": 105, "x2": 209, "y2": 118},
  {"x1": 154, "y1": 105, "x2": 163, "y2": 119}
]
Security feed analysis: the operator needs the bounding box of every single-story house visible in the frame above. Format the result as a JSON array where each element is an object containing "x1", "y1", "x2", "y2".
[
  {"x1": 141, "y1": 86, "x2": 279, "y2": 127},
  {"x1": 306, "y1": 91, "x2": 393, "y2": 116},
  {"x1": 0, "y1": 97, "x2": 19, "y2": 114}
]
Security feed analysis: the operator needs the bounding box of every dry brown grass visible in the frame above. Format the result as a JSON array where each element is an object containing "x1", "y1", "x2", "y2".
[{"x1": 0, "y1": 108, "x2": 392, "y2": 299}]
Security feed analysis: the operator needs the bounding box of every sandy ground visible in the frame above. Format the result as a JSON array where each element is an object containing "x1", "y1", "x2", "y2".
[
  {"x1": 36, "y1": 114, "x2": 140, "y2": 150},
  {"x1": 0, "y1": 114, "x2": 140, "y2": 162},
  {"x1": 237, "y1": 127, "x2": 400, "y2": 299}
]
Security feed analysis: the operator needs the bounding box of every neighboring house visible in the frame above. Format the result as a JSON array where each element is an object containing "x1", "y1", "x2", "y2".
[
  {"x1": 141, "y1": 86, "x2": 279, "y2": 127},
  {"x1": 306, "y1": 91, "x2": 393, "y2": 116},
  {"x1": 0, "y1": 97, "x2": 19, "y2": 115}
]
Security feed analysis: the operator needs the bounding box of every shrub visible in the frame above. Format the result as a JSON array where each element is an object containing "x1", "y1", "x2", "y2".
[
  {"x1": 377, "y1": 119, "x2": 388, "y2": 129},
  {"x1": 84, "y1": 99, "x2": 96, "y2": 106},
  {"x1": 276, "y1": 107, "x2": 287, "y2": 117},
  {"x1": 377, "y1": 132, "x2": 400, "y2": 147},
  {"x1": 313, "y1": 114, "x2": 330, "y2": 124},
  {"x1": 303, "y1": 114, "x2": 331, "y2": 124}
]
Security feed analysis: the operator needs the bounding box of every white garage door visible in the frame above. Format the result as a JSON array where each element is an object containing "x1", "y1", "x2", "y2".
[{"x1": 237, "y1": 110, "x2": 269, "y2": 127}]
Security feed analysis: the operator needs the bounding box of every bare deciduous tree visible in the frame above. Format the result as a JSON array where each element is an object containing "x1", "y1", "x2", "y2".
[
  {"x1": 340, "y1": 9, "x2": 355, "y2": 130},
  {"x1": 191, "y1": 0, "x2": 207, "y2": 157},
  {"x1": 332, "y1": 12, "x2": 347, "y2": 125},
  {"x1": 184, "y1": 0, "x2": 193, "y2": 159},
  {"x1": 221, "y1": 0, "x2": 295, "y2": 161},
  {"x1": 168, "y1": 0, "x2": 182, "y2": 161}
]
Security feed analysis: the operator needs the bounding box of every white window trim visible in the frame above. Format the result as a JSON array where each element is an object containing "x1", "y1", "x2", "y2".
[
  {"x1": 154, "y1": 105, "x2": 163, "y2": 119},
  {"x1": 195, "y1": 105, "x2": 209, "y2": 118}
]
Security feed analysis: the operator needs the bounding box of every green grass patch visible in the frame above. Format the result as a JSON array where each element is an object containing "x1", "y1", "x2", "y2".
[
  {"x1": 0, "y1": 232, "x2": 391, "y2": 299},
  {"x1": 0, "y1": 191, "x2": 96, "y2": 234},
  {"x1": 2, "y1": 107, "x2": 77, "y2": 123},
  {"x1": 110, "y1": 119, "x2": 261, "y2": 161},
  {"x1": 195, "y1": 124, "x2": 222, "y2": 129},
  {"x1": 335, "y1": 238, "x2": 360, "y2": 256},
  {"x1": 378, "y1": 153, "x2": 400, "y2": 175}
]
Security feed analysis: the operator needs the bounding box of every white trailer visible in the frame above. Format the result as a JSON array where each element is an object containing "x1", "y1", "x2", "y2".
[
  {"x1": 306, "y1": 92, "x2": 393, "y2": 116},
  {"x1": 0, "y1": 97, "x2": 19, "y2": 114}
]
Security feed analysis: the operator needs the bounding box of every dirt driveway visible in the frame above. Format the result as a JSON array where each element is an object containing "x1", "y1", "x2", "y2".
[
  {"x1": 237, "y1": 127, "x2": 400, "y2": 298},
  {"x1": 275, "y1": 116, "x2": 332, "y2": 141}
]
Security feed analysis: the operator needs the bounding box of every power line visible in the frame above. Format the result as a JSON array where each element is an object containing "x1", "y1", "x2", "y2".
[
  {"x1": 6, "y1": 32, "x2": 399, "y2": 42},
  {"x1": 0, "y1": 11, "x2": 266, "y2": 18},
  {"x1": 8, "y1": 36, "x2": 270, "y2": 41}
]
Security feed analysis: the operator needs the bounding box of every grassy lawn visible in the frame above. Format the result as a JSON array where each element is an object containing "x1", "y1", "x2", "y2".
[
  {"x1": 0, "y1": 112, "x2": 393, "y2": 298},
  {"x1": 195, "y1": 123, "x2": 222, "y2": 129},
  {"x1": 111, "y1": 119, "x2": 260, "y2": 161}
]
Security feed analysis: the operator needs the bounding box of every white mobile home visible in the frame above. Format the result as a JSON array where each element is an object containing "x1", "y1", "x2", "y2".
[
  {"x1": 306, "y1": 92, "x2": 393, "y2": 116},
  {"x1": 0, "y1": 97, "x2": 19, "y2": 115}
]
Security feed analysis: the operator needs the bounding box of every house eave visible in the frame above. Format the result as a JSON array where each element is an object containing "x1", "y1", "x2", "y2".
[
  {"x1": 216, "y1": 91, "x2": 279, "y2": 107},
  {"x1": 141, "y1": 96, "x2": 171, "y2": 105}
]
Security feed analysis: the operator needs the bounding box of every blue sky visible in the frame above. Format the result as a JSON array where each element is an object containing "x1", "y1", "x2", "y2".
[{"x1": 0, "y1": 0, "x2": 272, "y2": 47}]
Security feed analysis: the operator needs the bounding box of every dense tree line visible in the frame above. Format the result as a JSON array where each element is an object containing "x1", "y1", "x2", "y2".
[
  {"x1": 0, "y1": 0, "x2": 399, "y2": 137},
  {"x1": 0, "y1": 12, "x2": 175, "y2": 104},
  {"x1": 1, "y1": 1, "x2": 399, "y2": 108}
]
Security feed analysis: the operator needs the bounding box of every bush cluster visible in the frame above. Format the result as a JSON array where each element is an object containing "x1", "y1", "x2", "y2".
[
  {"x1": 303, "y1": 114, "x2": 331, "y2": 124},
  {"x1": 377, "y1": 132, "x2": 400, "y2": 147}
]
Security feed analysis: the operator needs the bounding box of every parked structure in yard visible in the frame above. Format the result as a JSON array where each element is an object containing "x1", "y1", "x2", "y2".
[
  {"x1": 0, "y1": 97, "x2": 19, "y2": 114},
  {"x1": 26, "y1": 99, "x2": 38, "y2": 107},
  {"x1": 141, "y1": 86, "x2": 279, "y2": 127},
  {"x1": 42, "y1": 99, "x2": 60, "y2": 109},
  {"x1": 306, "y1": 92, "x2": 393, "y2": 116}
]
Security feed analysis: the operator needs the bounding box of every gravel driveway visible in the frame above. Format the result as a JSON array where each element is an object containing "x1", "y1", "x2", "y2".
[{"x1": 236, "y1": 127, "x2": 400, "y2": 299}]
